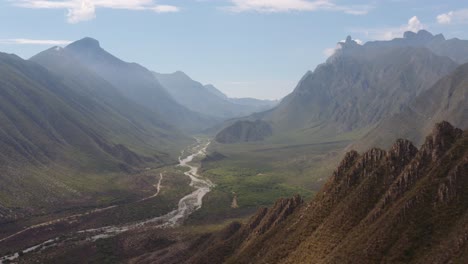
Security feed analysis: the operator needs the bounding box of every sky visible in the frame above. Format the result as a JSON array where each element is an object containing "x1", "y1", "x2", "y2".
[{"x1": 0, "y1": 0, "x2": 467, "y2": 100}]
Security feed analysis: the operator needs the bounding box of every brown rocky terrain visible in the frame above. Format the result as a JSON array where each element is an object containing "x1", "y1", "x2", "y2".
[{"x1": 153, "y1": 121, "x2": 467, "y2": 263}]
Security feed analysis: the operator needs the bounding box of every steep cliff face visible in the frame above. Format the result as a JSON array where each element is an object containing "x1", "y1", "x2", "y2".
[
  {"x1": 182, "y1": 122, "x2": 467, "y2": 264},
  {"x1": 355, "y1": 62, "x2": 468, "y2": 151}
]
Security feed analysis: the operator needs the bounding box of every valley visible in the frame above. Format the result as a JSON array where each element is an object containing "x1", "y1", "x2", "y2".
[
  {"x1": 0, "y1": 139, "x2": 213, "y2": 263},
  {"x1": 0, "y1": 5, "x2": 467, "y2": 261}
]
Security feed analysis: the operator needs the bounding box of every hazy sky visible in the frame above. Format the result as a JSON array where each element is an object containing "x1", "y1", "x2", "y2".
[{"x1": 1, "y1": 0, "x2": 467, "y2": 99}]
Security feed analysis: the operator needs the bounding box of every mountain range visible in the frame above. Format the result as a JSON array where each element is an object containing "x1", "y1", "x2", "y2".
[
  {"x1": 63, "y1": 38, "x2": 219, "y2": 133},
  {"x1": 154, "y1": 71, "x2": 277, "y2": 119},
  {"x1": 216, "y1": 30, "x2": 468, "y2": 144}
]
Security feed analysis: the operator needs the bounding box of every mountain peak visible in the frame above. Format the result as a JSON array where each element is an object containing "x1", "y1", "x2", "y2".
[
  {"x1": 403, "y1": 30, "x2": 435, "y2": 41},
  {"x1": 66, "y1": 37, "x2": 101, "y2": 51},
  {"x1": 430, "y1": 121, "x2": 463, "y2": 146},
  {"x1": 387, "y1": 139, "x2": 418, "y2": 162},
  {"x1": 173, "y1": 70, "x2": 191, "y2": 79},
  {"x1": 339, "y1": 35, "x2": 360, "y2": 50},
  {"x1": 421, "y1": 121, "x2": 463, "y2": 160}
]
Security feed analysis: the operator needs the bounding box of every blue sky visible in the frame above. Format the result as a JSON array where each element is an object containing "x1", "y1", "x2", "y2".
[{"x1": 1, "y1": 0, "x2": 467, "y2": 99}]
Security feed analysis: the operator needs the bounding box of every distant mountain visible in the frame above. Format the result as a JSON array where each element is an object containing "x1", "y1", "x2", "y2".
[
  {"x1": 268, "y1": 36, "x2": 457, "y2": 132},
  {"x1": 227, "y1": 97, "x2": 279, "y2": 113},
  {"x1": 354, "y1": 62, "x2": 468, "y2": 151},
  {"x1": 174, "y1": 122, "x2": 468, "y2": 264},
  {"x1": 0, "y1": 51, "x2": 189, "y2": 221},
  {"x1": 64, "y1": 38, "x2": 217, "y2": 133},
  {"x1": 215, "y1": 120, "x2": 272, "y2": 143},
  {"x1": 217, "y1": 31, "x2": 461, "y2": 143},
  {"x1": 30, "y1": 46, "x2": 186, "y2": 152},
  {"x1": 154, "y1": 71, "x2": 277, "y2": 119}
]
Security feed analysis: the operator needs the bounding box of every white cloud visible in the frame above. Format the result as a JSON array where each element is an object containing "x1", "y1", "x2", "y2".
[
  {"x1": 323, "y1": 45, "x2": 340, "y2": 57},
  {"x1": 407, "y1": 15, "x2": 423, "y2": 32},
  {"x1": 151, "y1": 5, "x2": 179, "y2": 13},
  {"x1": 338, "y1": 38, "x2": 363, "y2": 45},
  {"x1": 437, "y1": 13, "x2": 452, "y2": 24},
  {"x1": 67, "y1": 0, "x2": 96, "y2": 23},
  {"x1": 13, "y1": 0, "x2": 180, "y2": 23},
  {"x1": 353, "y1": 16, "x2": 425, "y2": 40},
  {"x1": 437, "y1": 9, "x2": 468, "y2": 25},
  {"x1": 225, "y1": 0, "x2": 372, "y2": 15},
  {"x1": 0, "y1": 38, "x2": 72, "y2": 45},
  {"x1": 354, "y1": 39, "x2": 363, "y2": 45}
]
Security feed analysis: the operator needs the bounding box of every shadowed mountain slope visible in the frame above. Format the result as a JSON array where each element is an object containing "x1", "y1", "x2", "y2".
[
  {"x1": 355, "y1": 62, "x2": 468, "y2": 151},
  {"x1": 30, "y1": 46, "x2": 190, "y2": 154},
  {"x1": 64, "y1": 38, "x2": 218, "y2": 133}
]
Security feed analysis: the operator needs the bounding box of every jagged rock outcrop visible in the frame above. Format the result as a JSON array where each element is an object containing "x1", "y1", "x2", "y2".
[
  {"x1": 176, "y1": 122, "x2": 467, "y2": 264},
  {"x1": 181, "y1": 195, "x2": 303, "y2": 264},
  {"x1": 215, "y1": 120, "x2": 273, "y2": 143}
]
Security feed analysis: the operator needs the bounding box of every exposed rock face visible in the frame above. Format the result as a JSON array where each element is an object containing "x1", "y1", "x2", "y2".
[
  {"x1": 215, "y1": 120, "x2": 273, "y2": 143},
  {"x1": 354, "y1": 62, "x2": 468, "y2": 151},
  {"x1": 421, "y1": 121, "x2": 463, "y2": 159},
  {"x1": 175, "y1": 122, "x2": 467, "y2": 264}
]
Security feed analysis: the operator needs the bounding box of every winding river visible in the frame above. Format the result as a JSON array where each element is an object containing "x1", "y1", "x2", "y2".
[{"x1": 0, "y1": 139, "x2": 213, "y2": 263}]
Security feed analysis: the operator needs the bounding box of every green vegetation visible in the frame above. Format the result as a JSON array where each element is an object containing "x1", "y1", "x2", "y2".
[{"x1": 186, "y1": 136, "x2": 358, "y2": 225}]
